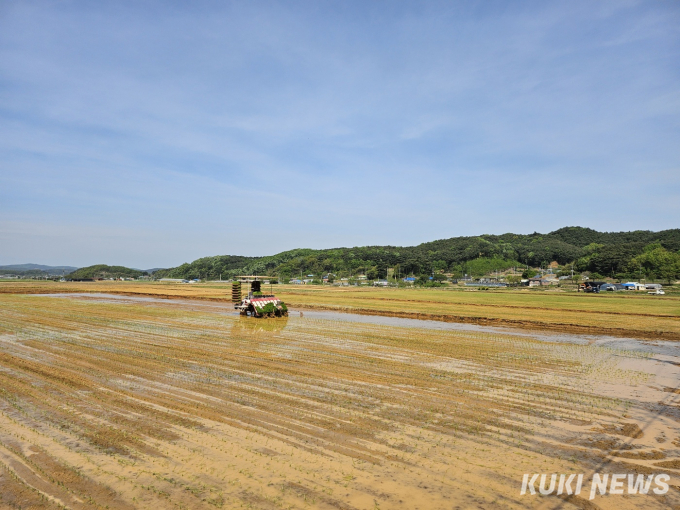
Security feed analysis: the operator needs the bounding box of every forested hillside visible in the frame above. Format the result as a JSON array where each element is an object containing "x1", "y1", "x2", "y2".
[
  {"x1": 155, "y1": 227, "x2": 680, "y2": 282},
  {"x1": 66, "y1": 265, "x2": 145, "y2": 280}
]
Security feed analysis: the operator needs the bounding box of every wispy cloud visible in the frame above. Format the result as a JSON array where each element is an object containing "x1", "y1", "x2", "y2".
[{"x1": 1, "y1": 0, "x2": 678, "y2": 266}]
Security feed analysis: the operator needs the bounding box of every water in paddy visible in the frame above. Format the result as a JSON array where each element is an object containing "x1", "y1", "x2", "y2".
[{"x1": 37, "y1": 292, "x2": 680, "y2": 357}]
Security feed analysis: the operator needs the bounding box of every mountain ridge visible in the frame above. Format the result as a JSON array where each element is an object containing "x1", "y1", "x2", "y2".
[
  {"x1": 154, "y1": 226, "x2": 680, "y2": 281},
  {"x1": 0, "y1": 264, "x2": 79, "y2": 276}
]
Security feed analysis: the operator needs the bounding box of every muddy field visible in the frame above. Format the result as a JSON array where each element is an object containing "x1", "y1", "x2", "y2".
[{"x1": 0, "y1": 293, "x2": 679, "y2": 509}]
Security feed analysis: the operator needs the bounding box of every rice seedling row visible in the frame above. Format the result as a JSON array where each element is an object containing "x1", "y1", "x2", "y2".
[{"x1": 0, "y1": 294, "x2": 678, "y2": 509}]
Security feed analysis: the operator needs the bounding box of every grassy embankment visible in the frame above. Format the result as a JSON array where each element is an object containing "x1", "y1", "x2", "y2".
[
  {"x1": 0, "y1": 293, "x2": 678, "y2": 509},
  {"x1": 1, "y1": 280, "x2": 679, "y2": 339}
]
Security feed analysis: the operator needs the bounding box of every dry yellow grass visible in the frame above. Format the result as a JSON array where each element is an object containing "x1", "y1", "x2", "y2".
[
  {"x1": 0, "y1": 280, "x2": 232, "y2": 300},
  {"x1": 0, "y1": 293, "x2": 678, "y2": 509}
]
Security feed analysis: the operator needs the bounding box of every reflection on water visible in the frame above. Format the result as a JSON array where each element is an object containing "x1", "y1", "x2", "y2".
[
  {"x1": 296, "y1": 309, "x2": 680, "y2": 356},
  {"x1": 233, "y1": 315, "x2": 289, "y2": 334}
]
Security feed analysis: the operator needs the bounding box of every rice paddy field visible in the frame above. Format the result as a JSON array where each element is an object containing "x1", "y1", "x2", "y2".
[
  {"x1": 1, "y1": 281, "x2": 679, "y2": 339},
  {"x1": 0, "y1": 292, "x2": 679, "y2": 509}
]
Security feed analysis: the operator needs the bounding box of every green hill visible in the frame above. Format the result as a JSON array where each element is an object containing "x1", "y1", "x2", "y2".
[
  {"x1": 154, "y1": 227, "x2": 680, "y2": 282},
  {"x1": 66, "y1": 265, "x2": 144, "y2": 280}
]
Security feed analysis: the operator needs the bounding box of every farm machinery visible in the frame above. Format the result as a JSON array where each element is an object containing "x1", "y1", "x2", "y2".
[{"x1": 232, "y1": 277, "x2": 288, "y2": 318}]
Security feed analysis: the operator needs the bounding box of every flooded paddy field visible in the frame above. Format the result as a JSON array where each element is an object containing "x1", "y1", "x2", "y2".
[
  {"x1": 3, "y1": 281, "x2": 679, "y2": 340},
  {"x1": 0, "y1": 293, "x2": 679, "y2": 509}
]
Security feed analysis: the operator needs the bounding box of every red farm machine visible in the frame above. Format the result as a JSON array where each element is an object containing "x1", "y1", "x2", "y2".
[{"x1": 232, "y1": 276, "x2": 288, "y2": 318}]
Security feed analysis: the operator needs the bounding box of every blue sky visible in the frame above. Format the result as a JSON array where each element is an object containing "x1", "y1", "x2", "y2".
[{"x1": 1, "y1": 1, "x2": 679, "y2": 268}]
